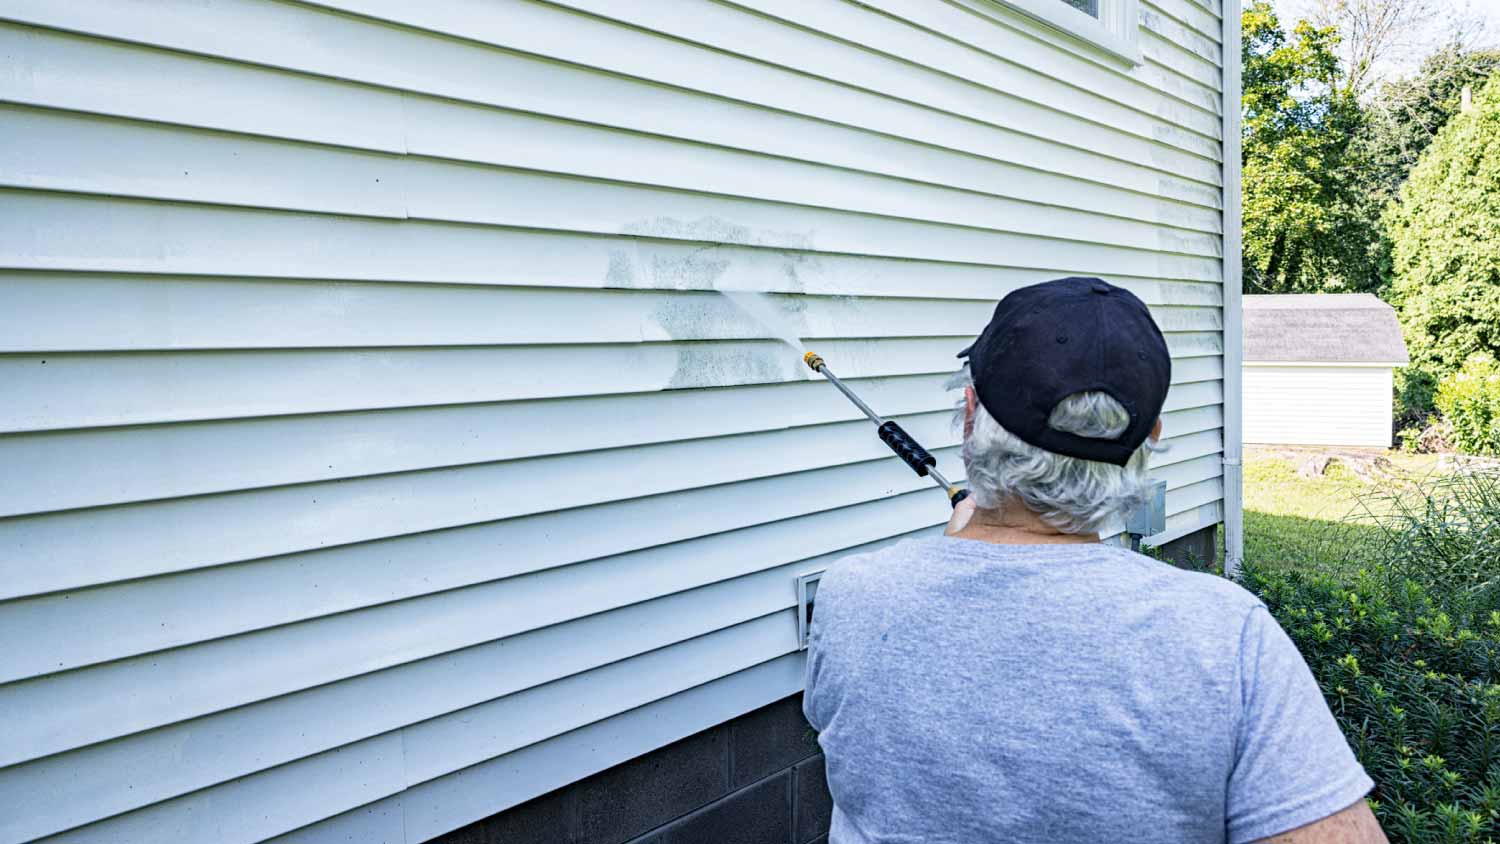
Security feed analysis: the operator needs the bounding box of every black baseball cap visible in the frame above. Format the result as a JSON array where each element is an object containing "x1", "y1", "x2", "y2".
[{"x1": 957, "y1": 277, "x2": 1170, "y2": 466}]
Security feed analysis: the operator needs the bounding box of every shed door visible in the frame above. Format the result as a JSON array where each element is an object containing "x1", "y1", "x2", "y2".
[{"x1": 1242, "y1": 365, "x2": 1394, "y2": 447}]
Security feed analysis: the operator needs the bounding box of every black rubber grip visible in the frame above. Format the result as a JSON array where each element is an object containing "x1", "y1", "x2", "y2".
[
  {"x1": 949, "y1": 488, "x2": 970, "y2": 508},
  {"x1": 877, "y1": 420, "x2": 936, "y2": 477}
]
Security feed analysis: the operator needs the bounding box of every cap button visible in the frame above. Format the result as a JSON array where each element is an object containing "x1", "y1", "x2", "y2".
[{"x1": 1090, "y1": 281, "x2": 1109, "y2": 294}]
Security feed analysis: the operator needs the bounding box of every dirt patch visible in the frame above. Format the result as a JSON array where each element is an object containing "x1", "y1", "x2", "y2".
[
  {"x1": 1437, "y1": 453, "x2": 1500, "y2": 475},
  {"x1": 1247, "y1": 445, "x2": 1406, "y2": 484}
]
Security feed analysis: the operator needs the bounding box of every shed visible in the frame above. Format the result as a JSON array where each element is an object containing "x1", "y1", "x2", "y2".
[
  {"x1": 0, "y1": 1, "x2": 1242, "y2": 843},
  {"x1": 1243, "y1": 294, "x2": 1410, "y2": 447}
]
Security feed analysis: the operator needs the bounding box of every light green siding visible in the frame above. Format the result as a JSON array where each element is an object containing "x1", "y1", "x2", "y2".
[{"x1": 0, "y1": 0, "x2": 1229, "y2": 840}]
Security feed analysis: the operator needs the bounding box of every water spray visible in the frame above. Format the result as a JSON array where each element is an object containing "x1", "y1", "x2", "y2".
[{"x1": 803, "y1": 351, "x2": 969, "y2": 509}]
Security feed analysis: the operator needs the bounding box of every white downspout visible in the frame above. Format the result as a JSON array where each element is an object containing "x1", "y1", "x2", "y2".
[{"x1": 1221, "y1": 0, "x2": 1245, "y2": 577}]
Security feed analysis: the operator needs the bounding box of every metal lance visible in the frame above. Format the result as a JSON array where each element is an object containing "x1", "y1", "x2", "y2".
[{"x1": 803, "y1": 351, "x2": 970, "y2": 509}]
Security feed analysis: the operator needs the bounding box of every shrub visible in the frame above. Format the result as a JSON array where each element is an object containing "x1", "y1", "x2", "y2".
[
  {"x1": 1387, "y1": 72, "x2": 1500, "y2": 386},
  {"x1": 1397, "y1": 366, "x2": 1440, "y2": 434},
  {"x1": 1436, "y1": 355, "x2": 1500, "y2": 456},
  {"x1": 1246, "y1": 563, "x2": 1500, "y2": 842},
  {"x1": 1242, "y1": 471, "x2": 1500, "y2": 842}
]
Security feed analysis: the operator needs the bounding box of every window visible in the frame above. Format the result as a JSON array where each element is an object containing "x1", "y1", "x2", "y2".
[{"x1": 962, "y1": 0, "x2": 1143, "y2": 65}]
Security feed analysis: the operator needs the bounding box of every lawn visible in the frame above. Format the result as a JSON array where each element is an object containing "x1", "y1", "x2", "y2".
[{"x1": 1240, "y1": 447, "x2": 1444, "y2": 575}]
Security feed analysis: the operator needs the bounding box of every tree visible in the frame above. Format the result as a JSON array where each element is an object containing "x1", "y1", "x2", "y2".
[
  {"x1": 1279, "y1": 0, "x2": 1488, "y2": 96},
  {"x1": 1362, "y1": 46, "x2": 1500, "y2": 203},
  {"x1": 1387, "y1": 72, "x2": 1500, "y2": 387},
  {"x1": 1242, "y1": 2, "x2": 1383, "y2": 293}
]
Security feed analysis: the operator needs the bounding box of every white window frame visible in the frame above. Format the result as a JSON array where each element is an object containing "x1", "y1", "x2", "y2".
[{"x1": 959, "y1": 0, "x2": 1143, "y2": 65}]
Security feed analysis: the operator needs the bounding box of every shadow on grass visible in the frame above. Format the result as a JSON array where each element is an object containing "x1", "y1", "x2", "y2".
[{"x1": 1244, "y1": 509, "x2": 1386, "y2": 578}]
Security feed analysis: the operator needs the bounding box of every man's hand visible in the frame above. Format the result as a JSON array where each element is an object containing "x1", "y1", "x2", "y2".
[
  {"x1": 945, "y1": 494, "x2": 977, "y2": 536},
  {"x1": 1254, "y1": 800, "x2": 1388, "y2": 844}
]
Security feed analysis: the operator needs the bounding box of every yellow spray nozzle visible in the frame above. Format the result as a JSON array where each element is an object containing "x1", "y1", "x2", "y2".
[{"x1": 803, "y1": 351, "x2": 825, "y2": 372}]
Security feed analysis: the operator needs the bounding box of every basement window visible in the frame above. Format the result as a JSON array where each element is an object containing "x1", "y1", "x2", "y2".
[{"x1": 964, "y1": 0, "x2": 1143, "y2": 65}]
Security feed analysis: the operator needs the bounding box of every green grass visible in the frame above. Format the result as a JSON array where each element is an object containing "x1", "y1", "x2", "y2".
[{"x1": 1242, "y1": 450, "x2": 1444, "y2": 576}]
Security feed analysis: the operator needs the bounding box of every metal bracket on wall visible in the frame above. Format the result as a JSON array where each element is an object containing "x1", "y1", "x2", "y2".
[{"x1": 796, "y1": 571, "x2": 824, "y2": 650}]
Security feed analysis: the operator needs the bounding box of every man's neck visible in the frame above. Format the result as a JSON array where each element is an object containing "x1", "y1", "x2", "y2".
[{"x1": 951, "y1": 498, "x2": 1101, "y2": 546}]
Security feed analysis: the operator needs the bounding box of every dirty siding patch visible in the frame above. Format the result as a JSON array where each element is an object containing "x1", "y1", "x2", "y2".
[
  {"x1": 605, "y1": 241, "x2": 817, "y2": 298},
  {"x1": 613, "y1": 216, "x2": 814, "y2": 295},
  {"x1": 647, "y1": 292, "x2": 805, "y2": 344},
  {"x1": 665, "y1": 343, "x2": 801, "y2": 391},
  {"x1": 620, "y1": 215, "x2": 815, "y2": 253},
  {"x1": 606, "y1": 217, "x2": 823, "y2": 384}
]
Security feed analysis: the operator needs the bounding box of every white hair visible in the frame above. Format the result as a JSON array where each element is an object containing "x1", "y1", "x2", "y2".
[{"x1": 948, "y1": 366, "x2": 1159, "y2": 535}]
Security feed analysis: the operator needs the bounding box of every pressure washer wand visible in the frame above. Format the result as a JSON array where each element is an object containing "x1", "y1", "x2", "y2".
[{"x1": 803, "y1": 351, "x2": 969, "y2": 509}]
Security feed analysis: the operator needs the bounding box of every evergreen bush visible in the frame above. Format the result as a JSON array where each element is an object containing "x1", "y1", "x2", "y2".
[{"x1": 1388, "y1": 73, "x2": 1500, "y2": 389}]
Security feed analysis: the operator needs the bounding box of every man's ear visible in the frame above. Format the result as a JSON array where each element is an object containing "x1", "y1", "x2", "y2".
[
  {"x1": 1151, "y1": 417, "x2": 1163, "y2": 442},
  {"x1": 964, "y1": 387, "x2": 978, "y2": 439}
]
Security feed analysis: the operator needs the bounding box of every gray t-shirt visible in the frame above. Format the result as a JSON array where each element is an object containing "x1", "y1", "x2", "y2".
[{"x1": 803, "y1": 536, "x2": 1372, "y2": 844}]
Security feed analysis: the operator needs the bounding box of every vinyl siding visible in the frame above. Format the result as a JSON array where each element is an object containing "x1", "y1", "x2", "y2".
[
  {"x1": 0, "y1": 0, "x2": 1227, "y2": 841},
  {"x1": 1243, "y1": 365, "x2": 1395, "y2": 447}
]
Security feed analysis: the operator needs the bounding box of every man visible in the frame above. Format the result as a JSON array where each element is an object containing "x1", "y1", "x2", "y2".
[{"x1": 803, "y1": 277, "x2": 1385, "y2": 844}]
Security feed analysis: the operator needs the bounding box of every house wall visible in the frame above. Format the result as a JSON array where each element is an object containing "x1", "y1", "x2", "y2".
[
  {"x1": 1243, "y1": 364, "x2": 1396, "y2": 447},
  {"x1": 0, "y1": 0, "x2": 1228, "y2": 842}
]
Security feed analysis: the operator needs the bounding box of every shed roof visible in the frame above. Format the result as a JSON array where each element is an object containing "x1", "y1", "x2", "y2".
[{"x1": 1243, "y1": 294, "x2": 1409, "y2": 364}]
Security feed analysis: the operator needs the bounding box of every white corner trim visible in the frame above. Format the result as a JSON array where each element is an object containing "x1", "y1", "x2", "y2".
[
  {"x1": 1222, "y1": 0, "x2": 1245, "y2": 579},
  {"x1": 956, "y1": 0, "x2": 1144, "y2": 65}
]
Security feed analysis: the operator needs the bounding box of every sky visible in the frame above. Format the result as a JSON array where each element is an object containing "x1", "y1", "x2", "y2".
[{"x1": 1270, "y1": 0, "x2": 1500, "y2": 82}]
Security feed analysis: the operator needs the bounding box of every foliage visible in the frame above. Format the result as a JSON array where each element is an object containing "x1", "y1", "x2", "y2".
[
  {"x1": 1249, "y1": 562, "x2": 1500, "y2": 843},
  {"x1": 1364, "y1": 47, "x2": 1500, "y2": 205},
  {"x1": 1363, "y1": 470, "x2": 1500, "y2": 598},
  {"x1": 1359, "y1": 47, "x2": 1500, "y2": 309},
  {"x1": 1388, "y1": 73, "x2": 1500, "y2": 391},
  {"x1": 1435, "y1": 355, "x2": 1500, "y2": 456},
  {"x1": 1237, "y1": 7, "x2": 1494, "y2": 304},
  {"x1": 1243, "y1": 470, "x2": 1500, "y2": 841},
  {"x1": 1399, "y1": 415, "x2": 1453, "y2": 455},
  {"x1": 1398, "y1": 366, "x2": 1442, "y2": 436},
  {"x1": 1242, "y1": 2, "x2": 1385, "y2": 294}
]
